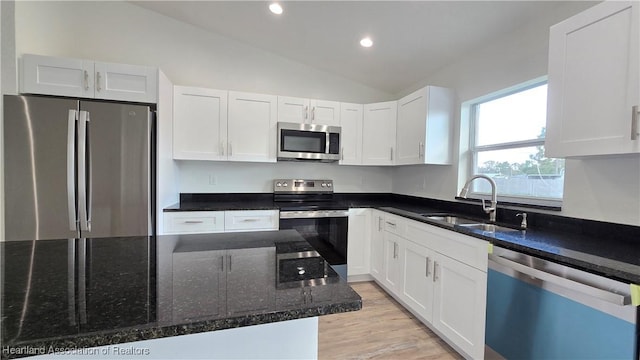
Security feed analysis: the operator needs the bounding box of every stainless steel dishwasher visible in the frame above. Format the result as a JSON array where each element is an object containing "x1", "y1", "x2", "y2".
[{"x1": 486, "y1": 246, "x2": 638, "y2": 360}]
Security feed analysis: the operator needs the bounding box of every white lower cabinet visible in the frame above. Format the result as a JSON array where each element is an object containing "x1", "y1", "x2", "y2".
[
  {"x1": 383, "y1": 232, "x2": 403, "y2": 293},
  {"x1": 432, "y1": 252, "x2": 487, "y2": 360},
  {"x1": 163, "y1": 210, "x2": 278, "y2": 234},
  {"x1": 372, "y1": 211, "x2": 488, "y2": 359},
  {"x1": 347, "y1": 208, "x2": 372, "y2": 279},
  {"x1": 370, "y1": 210, "x2": 385, "y2": 282}
]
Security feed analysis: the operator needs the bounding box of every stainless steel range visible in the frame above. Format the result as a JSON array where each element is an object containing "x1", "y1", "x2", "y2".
[{"x1": 274, "y1": 179, "x2": 349, "y2": 279}]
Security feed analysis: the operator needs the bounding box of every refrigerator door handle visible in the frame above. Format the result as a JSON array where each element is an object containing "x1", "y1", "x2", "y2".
[
  {"x1": 77, "y1": 111, "x2": 90, "y2": 232},
  {"x1": 67, "y1": 110, "x2": 78, "y2": 231},
  {"x1": 86, "y1": 112, "x2": 92, "y2": 230}
]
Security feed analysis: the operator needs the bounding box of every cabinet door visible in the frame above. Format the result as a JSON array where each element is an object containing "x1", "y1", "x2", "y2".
[
  {"x1": 347, "y1": 208, "x2": 371, "y2": 278},
  {"x1": 401, "y1": 240, "x2": 434, "y2": 323},
  {"x1": 362, "y1": 101, "x2": 397, "y2": 165},
  {"x1": 339, "y1": 102, "x2": 363, "y2": 165},
  {"x1": 397, "y1": 86, "x2": 453, "y2": 165},
  {"x1": 546, "y1": 1, "x2": 640, "y2": 157},
  {"x1": 227, "y1": 91, "x2": 278, "y2": 162},
  {"x1": 370, "y1": 211, "x2": 385, "y2": 282},
  {"x1": 173, "y1": 86, "x2": 228, "y2": 160},
  {"x1": 432, "y1": 253, "x2": 487, "y2": 360},
  {"x1": 278, "y1": 96, "x2": 310, "y2": 124},
  {"x1": 224, "y1": 210, "x2": 279, "y2": 232},
  {"x1": 397, "y1": 88, "x2": 427, "y2": 165},
  {"x1": 94, "y1": 62, "x2": 157, "y2": 103},
  {"x1": 382, "y1": 232, "x2": 403, "y2": 292},
  {"x1": 310, "y1": 100, "x2": 340, "y2": 126},
  {"x1": 226, "y1": 247, "x2": 276, "y2": 315},
  {"x1": 172, "y1": 251, "x2": 226, "y2": 322},
  {"x1": 21, "y1": 54, "x2": 94, "y2": 98}
]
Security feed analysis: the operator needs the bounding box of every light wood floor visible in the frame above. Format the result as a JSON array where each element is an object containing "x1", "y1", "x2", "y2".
[{"x1": 319, "y1": 281, "x2": 462, "y2": 360}]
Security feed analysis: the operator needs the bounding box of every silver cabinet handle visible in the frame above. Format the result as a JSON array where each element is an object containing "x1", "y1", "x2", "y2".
[
  {"x1": 390, "y1": 147, "x2": 393, "y2": 161},
  {"x1": 386, "y1": 221, "x2": 396, "y2": 227},
  {"x1": 241, "y1": 218, "x2": 259, "y2": 222},
  {"x1": 311, "y1": 106, "x2": 315, "y2": 121},
  {"x1": 67, "y1": 110, "x2": 78, "y2": 231},
  {"x1": 96, "y1": 72, "x2": 102, "y2": 92},
  {"x1": 632, "y1": 105, "x2": 639, "y2": 140},
  {"x1": 419, "y1": 142, "x2": 424, "y2": 158},
  {"x1": 433, "y1": 261, "x2": 438, "y2": 282},
  {"x1": 378, "y1": 217, "x2": 383, "y2": 231},
  {"x1": 393, "y1": 242, "x2": 398, "y2": 259},
  {"x1": 184, "y1": 220, "x2": 204, "y2": 224},
  {"x1": 83, "y1": 70, "x2": 89, "y2": 91},
  {"x1": 228, "y1": 142, "x2": 232, "y2": 156},
  {"x1": 341, "y1": 147, "x2": 344, "y2": 160},
  {"x1": 304, "y1": 105, "x2": 308, "y2": 120},
  {"x1": 228, "y1": 254, "x2": 232, "y2": 272},
  {"x1": 220, "y1": 255, "x2": 225, "y2": 271},
  {"x1": 426, "y1": 257, "x2": 431, "y2": 278}
]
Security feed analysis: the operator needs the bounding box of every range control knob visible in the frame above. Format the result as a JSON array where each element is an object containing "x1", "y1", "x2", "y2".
[
  {"x1": 276, "y1": 182, "x2": 282, "y2": 187},
  {"x1": 283, "y1": 182, "x2": 288, "y2": 187},
  {"x1": 321, "y1": 183, "x2": 326, "y2": 187},
  {"x1": 327, "y1": 182, "x2": 332, "y2": 187}
]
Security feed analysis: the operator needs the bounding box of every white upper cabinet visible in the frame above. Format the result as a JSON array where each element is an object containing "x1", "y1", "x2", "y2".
[
  {"x1": 339, "y1": 102, "x2": 363, "y2": 165},
  {"x1": 173, "y1": 86, "x2": 228, "y2": 161},
  {"x1": 21, "y1": 54, "x2": 157, "y2": 103},
  {"x1": 546, "y1": 1, "x2": 640, "y2": 157},
  {"x1": 277, "y1": 96, "x2": 340, "y2": 125},
  {"x1": 362, "y1": 101, "x2": 397, "y2": 165},
  {"x1": 227, "y1": 91, "x2": 278, "y2": 162},
  {"x1": 396, "y1": 86, "x2": 454, "y2": 165},
  {"x1": 310, "y1": 99, "x2": 341, "y2": 126}
]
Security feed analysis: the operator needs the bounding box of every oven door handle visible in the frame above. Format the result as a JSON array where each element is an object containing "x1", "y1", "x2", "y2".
[{"x1": 279, "y1": 210, "x2": 349, "y2": 219}]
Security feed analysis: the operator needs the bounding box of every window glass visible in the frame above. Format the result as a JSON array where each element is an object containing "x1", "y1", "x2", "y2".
[{"x1": 470, "y1": 82, "x2": 564, "y2": 202}]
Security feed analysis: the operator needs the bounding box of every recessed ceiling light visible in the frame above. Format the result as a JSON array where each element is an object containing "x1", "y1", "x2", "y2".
[
  {"x1": 360, "y1": 37, "x2": 373, "y2": 48},
  {"x1": 269, "y1": 3, "x2": 283, "y2": 15}
]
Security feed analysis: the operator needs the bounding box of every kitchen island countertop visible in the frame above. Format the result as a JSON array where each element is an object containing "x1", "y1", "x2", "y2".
[{"x1": 0, "y1": 230, "x2": 361, "y2": 359}]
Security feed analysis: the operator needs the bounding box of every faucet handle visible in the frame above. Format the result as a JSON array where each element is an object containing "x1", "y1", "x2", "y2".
[{"x1": 516, "y1": 213, "x2": 527, "y2": 229}]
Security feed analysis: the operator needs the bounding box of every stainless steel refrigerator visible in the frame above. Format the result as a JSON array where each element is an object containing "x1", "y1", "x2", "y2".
[{"x1": 4, "y1": 95, "x2": 154, "y2": 241}]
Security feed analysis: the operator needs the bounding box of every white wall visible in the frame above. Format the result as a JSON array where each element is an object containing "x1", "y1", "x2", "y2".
[
  {"x1": 14, "y1": 1, "x2": 392, "y2": 104},
  {"x1": 177, "y1": 161, "x2": 393, "y2": 194},
  {"x1": 392, "y1": 1, "x2": 640, "y2": 226}
]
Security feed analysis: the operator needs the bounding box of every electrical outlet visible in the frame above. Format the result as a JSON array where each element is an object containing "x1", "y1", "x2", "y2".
[{"x1": 208, "y1": 174, "x2": 217, "y2": 186}]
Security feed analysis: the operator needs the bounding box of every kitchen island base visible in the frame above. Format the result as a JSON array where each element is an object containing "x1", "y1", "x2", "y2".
[{"x1": 26, "y1": 317, "x2": 318, "y2": 360}]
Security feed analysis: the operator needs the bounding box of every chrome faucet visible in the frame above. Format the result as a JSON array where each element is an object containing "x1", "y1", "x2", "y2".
[{"x1": 459, "y1": 175, "x2": 498, "y2": 223}]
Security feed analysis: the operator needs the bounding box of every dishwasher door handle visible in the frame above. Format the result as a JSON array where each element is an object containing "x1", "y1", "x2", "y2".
[
  {"x1": 490, "y1": 254, "x2": 631, "y2": 306},
  {"x1": 489, "y1": 255, "x2": 631, "y2": 306}
]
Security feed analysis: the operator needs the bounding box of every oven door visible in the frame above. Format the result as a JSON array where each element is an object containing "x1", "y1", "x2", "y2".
[{"x1": 279, "y1": 210, "x2": 348, "y2": 279}]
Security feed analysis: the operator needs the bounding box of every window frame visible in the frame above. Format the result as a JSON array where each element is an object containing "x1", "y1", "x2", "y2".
[{"x1": 467, "y1": 79, "x2": 563, "y2": 208}]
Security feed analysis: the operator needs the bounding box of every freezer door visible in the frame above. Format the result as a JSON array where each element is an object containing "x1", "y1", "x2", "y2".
[
  {"x1": 4, "y1": 95, "x2": 80, "y2": 241},
  {"x1": 80, "y1": 101, "x2": 152, "y2": 238}
]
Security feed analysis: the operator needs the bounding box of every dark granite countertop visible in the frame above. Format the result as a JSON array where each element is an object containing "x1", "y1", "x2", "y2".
[
  {"x1": 164, "y1": 193, "x2": 640, "y2": 284},
  {"x1": 0, "y1": 230, "x2": 361, "y2": 359}
]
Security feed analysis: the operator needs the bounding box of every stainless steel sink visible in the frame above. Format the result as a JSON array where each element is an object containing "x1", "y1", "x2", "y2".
[
  {"x1": 458, "y1": 223, "x2": 521, "y2": 233},
  {"x1": 424, "y1": 215, "x2": 480, "y2": 225}
]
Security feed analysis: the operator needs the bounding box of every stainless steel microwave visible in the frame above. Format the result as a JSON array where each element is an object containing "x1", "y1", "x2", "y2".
[{"x1": 277, "y1": 122, "x2": 341, "y2": 162}]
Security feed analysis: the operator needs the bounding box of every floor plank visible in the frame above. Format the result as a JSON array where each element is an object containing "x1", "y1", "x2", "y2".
[{"x1": 318, "y1": 281, "x2": 462, "y2": 360}]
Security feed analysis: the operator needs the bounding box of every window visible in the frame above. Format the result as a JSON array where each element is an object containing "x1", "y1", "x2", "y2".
[{"x1": 469, "y1": 82, "x2": 564, "y2": 206}]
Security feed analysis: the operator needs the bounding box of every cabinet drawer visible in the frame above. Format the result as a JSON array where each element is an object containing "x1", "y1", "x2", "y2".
[
  {"x1": 405, "y1": 221, "x2": 488, "y2": 271},
  {"x1": 224, "y1": 210, "x2": 279, "y2": 232},
  {"x1": 383, "y1": 214, "x2": 406, "y2": 237},
  {"x1": 164, "y1": 211, "x2": 225, "y2": 234}
]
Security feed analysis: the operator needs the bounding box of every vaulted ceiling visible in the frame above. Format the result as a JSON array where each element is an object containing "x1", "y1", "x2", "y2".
[{"x1": 134, "y1": 1, "x2": 598, "y2": 94}]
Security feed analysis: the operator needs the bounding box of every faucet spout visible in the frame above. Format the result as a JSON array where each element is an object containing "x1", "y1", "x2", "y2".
[{"x1": 459, "y1": 174, "x2": 498, "y2": 223}]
